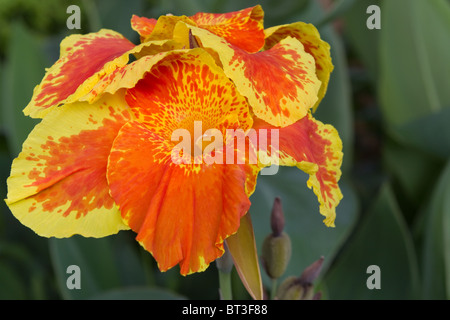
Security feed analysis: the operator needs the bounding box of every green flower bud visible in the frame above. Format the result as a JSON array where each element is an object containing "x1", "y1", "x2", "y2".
[
  {"x1": 277, "y1": 277, "x2": 319, "y2": 300},
  {"x1": 276, "y1": 276, "x2": 304, "y2": 300},
  {"x1": 276, "y1": 257, "x2": 324, "y2": 300},
  {"x1": 261, "y1": 231, "x2": 292, "y2": 279}
]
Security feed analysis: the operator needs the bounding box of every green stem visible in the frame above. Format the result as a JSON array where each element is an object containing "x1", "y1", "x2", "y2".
[
  {"x1": 271, "y1": 278, "x2": 278, "y2": 300},
  {"x1": 218, "y1": 269, "x2": 233, "y2": 300},
  {"x1": 216, "y1": 242, "x2": 234, "y2": 300}
]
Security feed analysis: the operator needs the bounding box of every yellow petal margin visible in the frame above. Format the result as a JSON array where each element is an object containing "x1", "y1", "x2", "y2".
[
  {"x1": 81, "y1": 46, "x2": 197, "y2": 104},
  {"x1": 23, "y1": 29, "x2": 136, "y2": 118},
  {"x1": 252, "y1": 113, "x2": 343, "y2": 227},
  {"x1": 5, "y1": 92, "x2": 132, "y2": 237},
  {"x1": 189, "y1": 5, "x2": 265, "y2": 53},
  {"x1": 186, "y1": 23, "x2": 321, "y2": 127},
  {"x1": 264, "y1": 22, "x2": 334, "y2": 112}
]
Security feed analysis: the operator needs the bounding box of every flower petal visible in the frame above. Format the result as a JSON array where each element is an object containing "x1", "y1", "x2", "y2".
[
  {"x1": 6, "y1": 92, "x2": 132, "y2": 237},
  {"x1": 190, "y1": 5, "x2": 265, "y2": 52},
  {"x1": 131, "y1": 15, "x2": 157, "y2": 41},
  {"x1": 253, "y1": 113, "x2": 343, "y2": 227},
  {"x1": 24, "y1": 29, "x2": 136, "y2": 118},
  {"x1": 188, "y1": 24, "x2": 321, "y2": 127},
  {"x1": 108, "y1": 52, "x2": 257, "y2": 274},
  {"x1": 125, "y1": 48, "x2": 253, "y2": 136},
  {"x1": 141, "y1": 14, "x2": 196, "y2": 42},
  {"x1": 107, "y1": 121, "x2": 251, "y2": 275},
  {"x1": 264, "y1": 22, "x2": 334, "y2": 111},
  {"x1": 81, "y1": 43, "x2": 188, "y2": 104}
]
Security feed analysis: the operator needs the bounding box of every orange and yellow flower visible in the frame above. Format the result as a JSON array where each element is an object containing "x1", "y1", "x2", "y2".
[{"x1": 5, "y1": 5, "x2": 342, "y2": 276}]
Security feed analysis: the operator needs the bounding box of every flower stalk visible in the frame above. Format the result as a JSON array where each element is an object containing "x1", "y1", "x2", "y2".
[
  {"x1": 261, "y1": 197, "x2": 292, "y2": 299},
  {"x1": 216, "y1": 242, "x2": 234, "y2": 300}
]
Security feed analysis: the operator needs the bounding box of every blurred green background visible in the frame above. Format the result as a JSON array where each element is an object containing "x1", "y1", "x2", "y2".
[{"x1": 1, "y1": 0, "x2": 449, "y2": 300}]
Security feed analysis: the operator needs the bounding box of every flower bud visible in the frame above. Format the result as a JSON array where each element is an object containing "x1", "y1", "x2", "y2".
[
  {"x1": 262, "y1": 197, "x2": 291, "y2": 279},
  {"x1": 261, "y1": 232, "x2": 292, "y2": 279},
  {"x1": 299, "y1": 256, "x2": 324, "y2": 284},
  {"x1": 276, "y1": 276, "x2": 304, "y2": 300},
  {"x1": 276, "y1": 257, "x2": 324, "y2": 300},
  {"x1": 270, "y1": 197, "x2": 284, "y2": 236}
]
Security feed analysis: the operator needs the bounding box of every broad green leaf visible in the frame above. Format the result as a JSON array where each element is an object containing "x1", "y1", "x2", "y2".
[
  {"x1": 0, "y1": 148, "x2": 9, "y2": 233},
  {"x1": 0, "y1": 241, "x2": 48, "y2": 299},
  {"x1": 249, "y1": 167, "x2": 359, "y2": 290},
  {"x1": 417, "y1": 160, "x2": 450, "y2": 299},
  {"x1": 0, "y1": 63, "x2": 3, "y2": 134},
  {"x1": 226, "y1": 213, "x2": 263, "y2": 300},
  {"x1": 1, "y1": 22, "x2": 46, "y2": 157},
  {"x1": 49, "y1": 235, "x2": 122, "y2": 299},
  {"x1": 314, "y1": 0, "x2": 358, "y2": 28},
  {"x1": 379, "y1": 0, "x2": 450, "y2": 126},
  {"x1": 343, "y1": 0, "x2": 381, "y2": 80},
  {"x1": 390, "y1": 107, "x2": 450, "y2": 160},
  {"x1": 383, "y1": 138, "x2": 444, "y2": 210},
  {"x1": 90, "y1": 287, "x2": 186, "y2": 300},
  {"x1": 94, "y1": 0, "x2": 144, "y2": 41},
  {"x1": 0, "y1": 261, "x2": 26, "y2": 299},
  {"x1": 444, "y1": 180, "x2": 450, "y2": 299},
  {"x1": 322, "y1": 183, "x2": 420, "y2": 299},
  {"x1": 110, "y1": 231, "x2": 148, "y2": 287}
]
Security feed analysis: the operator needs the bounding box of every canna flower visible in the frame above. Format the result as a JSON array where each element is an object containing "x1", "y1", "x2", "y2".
[{"x1": 5, "y1": 5, "x2": 342, "y2": 275}]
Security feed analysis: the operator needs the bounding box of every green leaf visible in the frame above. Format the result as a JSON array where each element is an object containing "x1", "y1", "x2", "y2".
[
  {"x1": 226, "y1": 213, "x2": 263, "y2": 300},
  {"x1": 379, "y1": 0, "x2": 450, "y2": 126},
  {"x1": 110, "y1": 231, "x2": 148, "y2": 287},
  {"x1": 322, "y1": 183, "x2": 420, "y2": 299},
  {"x1": 416, "y1": 160, "x2": 450, "y2": 299},
  {"x1": 0, "y1": 261, "x2": 27, "y2": 299},
  {"x1": 0, "y1": 241, "x2": 48, "y2": 299},
  {"x1": 49, "y1": 235, "x2": 122, "y2": 299},
  {"x1": 382, "y1": 138, "x2": 443, "y2": 211},
  {"x1": 0, "y1": 63, "x2": 4, "y2": 135},
  {"x1": 343, "y1": 0, "x2": 381, "y2": 80},
  {"x1": 93, "y1": 0, "x2": 144, "y2": 41},
  {"x1": 314, "y1": 0, "x2": 358, "y2": 28},
  {"x1": 390, "y1": 107, "x2": 450, "y2": 160},
  {"x1": 89, "y1": 287, "x2": 186, "y2": 300},
  {"x1": 1, "y1": 22, "x2": 46, "y2": 157},
  {"x1": 249, "y1": 167, "x2": 359, "y2": 290}
]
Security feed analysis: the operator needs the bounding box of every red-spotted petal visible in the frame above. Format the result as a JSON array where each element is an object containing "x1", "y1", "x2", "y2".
[
  {"x1": 6, "y1": 92, "x2": 133, "y2": 237},
  {"x1": 187, "y1": 24, "x2": 321, "y2": 127},
  {"x1": 81, "y1": 44, "x2": 190, "y2": 104},
  {"x1": 190, "y1": 5, "x2": 265, "y2": 52},
  {"x1": 264, "y1": 22, "x2": 334, "y2": 111},
  {"x1": 253, "y1": 113, "x2": 343, "y2": 227},
  {"x1": 24, "y1": 29, "x2": 136, "y2": 118},
  {"x1": 140, "y1": 14, "x2": 196, "y2": 42},
  {"x1": 132, "y1": 6, "x2": 264, "y2": 52},
  {"x1": 107, "y1": 121, "x2": 251, "y2": 275},
  {"x1": 125, "y1": 48, "x2": 253, "y2": 136},
  {"x1": 131, "y1": 15, "x2": 157, "y2": 40},
  {"x1": 107, "y1": 52, "x2": 257, "y2": 274}
]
